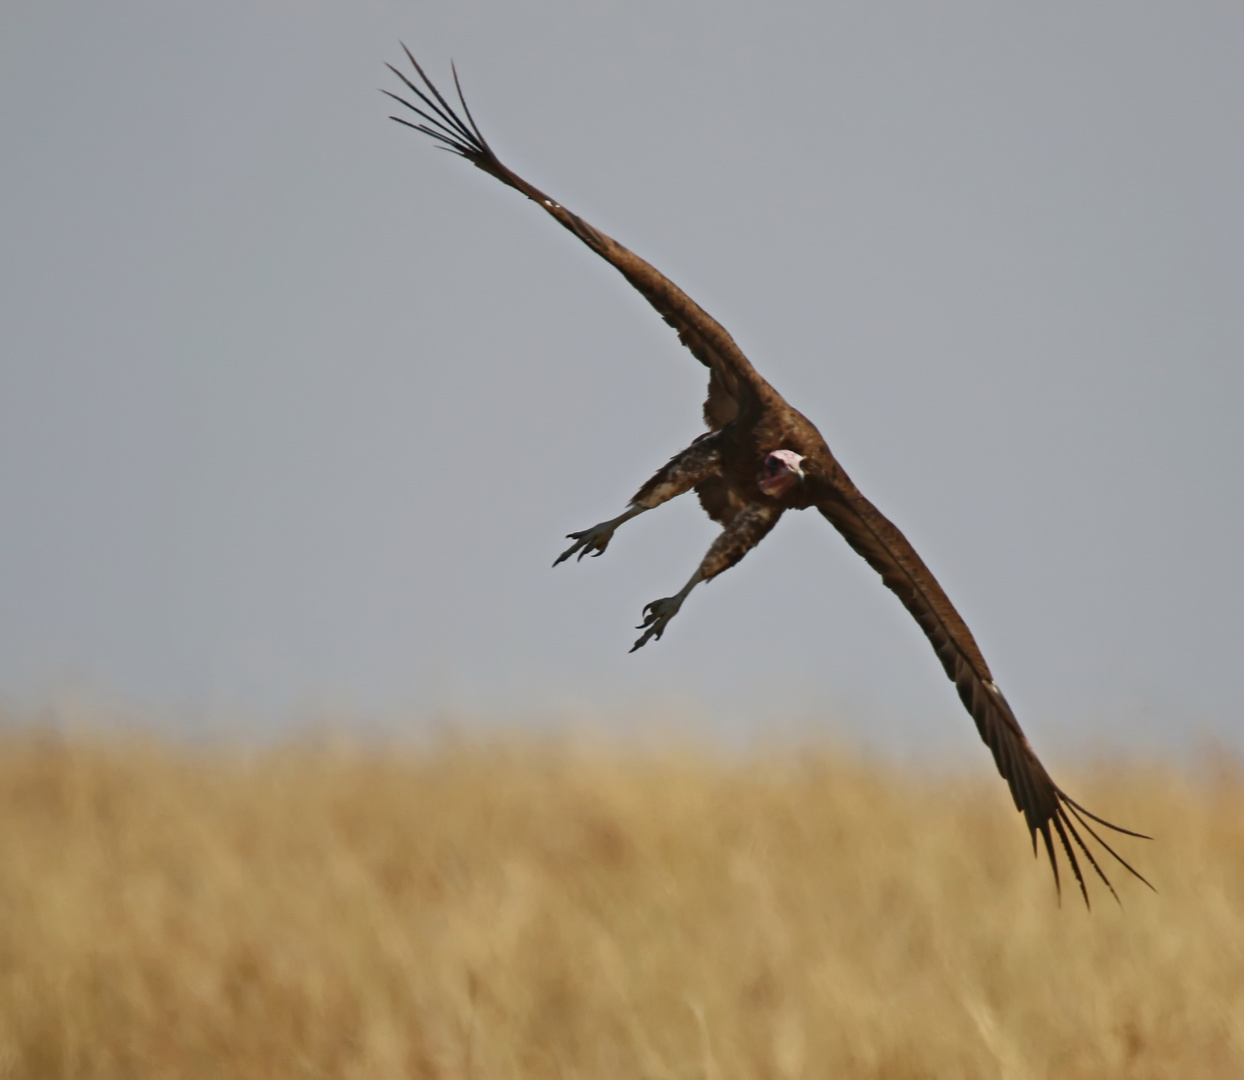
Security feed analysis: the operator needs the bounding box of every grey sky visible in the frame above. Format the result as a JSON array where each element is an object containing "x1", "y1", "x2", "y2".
[{"x1": 1, "y1": 1, "x2": 1240, "y2": 752}]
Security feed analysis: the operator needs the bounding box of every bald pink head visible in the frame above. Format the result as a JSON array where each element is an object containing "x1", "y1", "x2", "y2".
[{"x1": 758, "y1": 449, "x2": 806, "y2": 497}]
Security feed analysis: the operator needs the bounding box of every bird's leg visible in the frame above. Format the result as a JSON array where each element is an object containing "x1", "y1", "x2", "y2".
[
  {"x1": 630, "y1": 567, "x2": 705, "y2": 651},
  {"x1": 554, "y1": 432, "x2": 724, "y2": 566},
  {"x1": 631, "y1": 502, "x2": 783, "y2": 651},
  {"x1": 554, "y1": 504, "x2": 648, "y2": 565}
]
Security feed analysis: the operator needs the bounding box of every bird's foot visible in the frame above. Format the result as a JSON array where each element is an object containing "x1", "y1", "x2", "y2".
[
  {"x1": 630, "y1": 595, "x2": 685, "y2": 652},
  {"x1": 554, "y1": 522, "x2": 617, "y2": 565}
]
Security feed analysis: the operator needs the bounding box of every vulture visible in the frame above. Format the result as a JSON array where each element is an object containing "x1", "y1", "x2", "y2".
[{"x1": 385, "y1": 48, "x2": 1150, "y2": 904}]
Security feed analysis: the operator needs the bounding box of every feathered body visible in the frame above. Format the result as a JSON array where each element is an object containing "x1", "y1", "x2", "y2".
[{"x1": 386, "y1": 49, "x2": 1150, "y2": 905}]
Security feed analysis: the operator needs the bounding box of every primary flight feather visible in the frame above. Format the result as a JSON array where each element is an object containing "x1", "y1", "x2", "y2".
[{"x1": 386, "y1": 48, "x2": 1151, "y2": 905}]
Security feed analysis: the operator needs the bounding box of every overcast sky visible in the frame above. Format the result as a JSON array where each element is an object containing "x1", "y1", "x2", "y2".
[{"x1": 1, "y1": 1, "x2": 1240, "y2": 754}]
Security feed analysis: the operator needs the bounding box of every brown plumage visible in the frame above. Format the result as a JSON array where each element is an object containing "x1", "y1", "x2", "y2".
[{"x1": 386, "y1": 48, "x2": 1151, "y2": 905}]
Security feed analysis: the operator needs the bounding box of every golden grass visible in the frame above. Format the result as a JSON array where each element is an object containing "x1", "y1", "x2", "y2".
[{"x1": 0, "y1": 725, "x2": 1240, "y2": 1078}]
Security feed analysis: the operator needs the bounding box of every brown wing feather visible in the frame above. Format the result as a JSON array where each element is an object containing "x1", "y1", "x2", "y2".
[
  {"x1": 812, "y1": 474, "x2": 1151, "y2": 904},
  {"x1": 695, "y1": 475, "x2": 747, "y2": 526},
  {"x1": 702, "y1": 368, "x2": 740, "y2": 430},
  {"x1": 386, "y1": 50, "x2": 767, "y2": 420}
]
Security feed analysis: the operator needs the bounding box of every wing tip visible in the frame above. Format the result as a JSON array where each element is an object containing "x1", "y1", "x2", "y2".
[
  {"x1": 385, "y1": 46, "x2": 493, "y2": 165},
  {"x1": 1026, "y1": 786, "x2": 1152, "y2": 908}
]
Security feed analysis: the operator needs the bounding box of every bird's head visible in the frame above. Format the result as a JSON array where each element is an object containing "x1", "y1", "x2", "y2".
[{"x1": 758, "y1": 449, "x2": 806, "y2": 497}]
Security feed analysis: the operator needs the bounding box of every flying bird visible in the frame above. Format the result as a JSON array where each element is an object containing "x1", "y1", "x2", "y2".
[{"x1": 385, "y1": 48, "x2": 1151, "y2": 904}]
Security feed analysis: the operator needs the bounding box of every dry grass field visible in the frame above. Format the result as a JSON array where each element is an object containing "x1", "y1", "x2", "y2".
[{"x1": 0, "y1": 723, "x2": 1240, "y2": 1078}]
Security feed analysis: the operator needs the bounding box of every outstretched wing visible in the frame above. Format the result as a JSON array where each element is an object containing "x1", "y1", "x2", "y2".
[
  {"x1": 385, "y1": 48, "x2": 768, "y2": 428},
  {"x1": 811, "y1": 473, "x2": 1151, "y2": 904}
]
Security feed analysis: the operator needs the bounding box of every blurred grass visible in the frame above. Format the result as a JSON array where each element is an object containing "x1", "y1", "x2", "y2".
[{"x1": 0, "y1": 724, "x2": 1240, "y2": 1078}]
